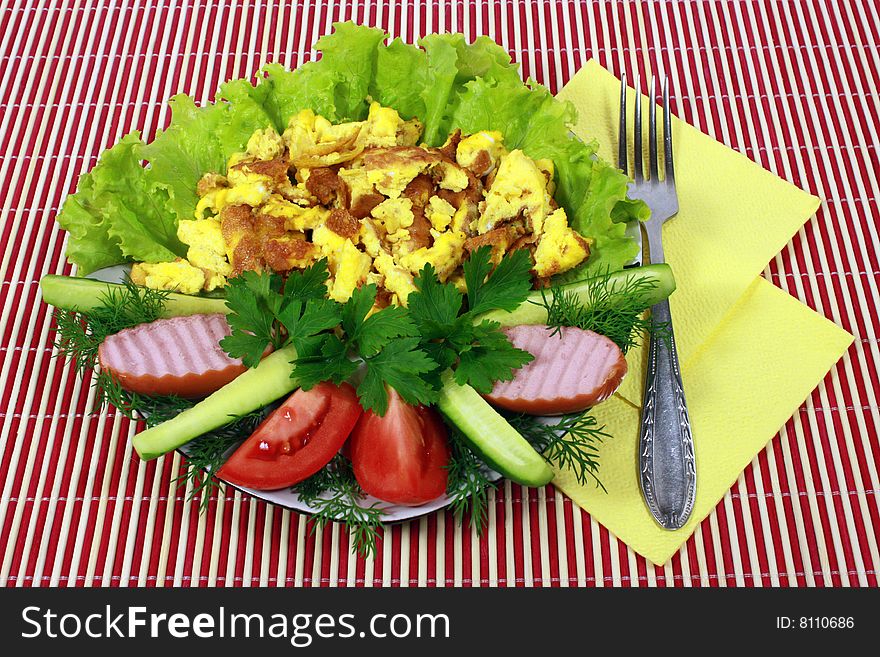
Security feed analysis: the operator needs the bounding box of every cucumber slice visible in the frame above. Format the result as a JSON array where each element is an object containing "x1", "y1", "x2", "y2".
[
  {"x1": 437, "y1": 370, "x2": 553, "y2": 487},
  {"x1": 39, "y1": 275, "x2": 229, "y2": 318},
  {"x1": 478, "y1": 263, "x2": 676, "y2": 327},
  {"x1": 132, "y1": 345, "x2": 298, "y2": 460}
]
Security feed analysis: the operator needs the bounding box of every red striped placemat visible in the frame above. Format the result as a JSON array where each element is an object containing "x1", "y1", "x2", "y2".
[{"x1": 1, "y1": 0, "x2": 877, "y2": 588}]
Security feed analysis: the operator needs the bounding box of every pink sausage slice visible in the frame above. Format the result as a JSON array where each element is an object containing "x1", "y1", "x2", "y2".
[
  {"x1": 98, "y1": 313, "x2": 251, "y2": 398},
  {"x1": 484, "y1": 325, "x2": 627, "y2": 415}
]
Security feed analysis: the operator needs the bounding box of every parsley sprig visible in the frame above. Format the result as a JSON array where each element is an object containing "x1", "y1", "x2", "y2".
[
  {"x1": 294, "y1": 283, "x2": 437, "y2": 416},
  {"x1": 220, "y1": 262, "x2": 340, "y2": 368},
  {"x1": 407, "y1": 247, "x2": 535, "y2": 394},
  {"x1": 221, "y1": 247, "x2": 536, "y2": 416}
]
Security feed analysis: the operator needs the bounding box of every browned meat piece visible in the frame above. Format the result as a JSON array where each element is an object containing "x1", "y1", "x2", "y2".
[
  {"x1": 220, "y1": 204, "x2": 256, "y2": 244},
  {"x1": 222, "y1": 204, "x2": 315, "y2": 275},
  {"x1": 349, "y1": 192, "x2": 385, "y2": 219},
  {"x1": 468, "y1": 150, "x2": 492, "y2": 177},
  {"x1": 254, "y1": 213, "x2": 286, "y2": 238},
  {"x1": 437, "y1": 129, "x2": 462, "y2": 160},
  {"x1": 228, "y1": 155, "x2": 290, "y2": 186},
  {"x1": 363, "y1": 146, "x2": 440, "y2": 170},
  {"x1": 463, "y1": 167, "x2": 483, "y2": 202},
  {"x1": 326, "y1": 208, "x2": 361, "y2": 239},
  {"x1": 230, "y1": 235, "x2": 262, "y2": 275},
  {"x1": 406, "y1": 206, "x2": 433, "y2": 251},
  {"x1": 375, "y1": 287, "x2": 393, "y2": 309},
  {"x1": 402, "y1": 174, "x2": 436, "y2": 250},
  {"x1": 484, "y1": 167, "x2": 497, "y2": 191},
  {"x1": 402, "y1": 173, "x2": 435, "y2": 207},
  {"x1": 306, "y1": 167, "x2": 345, "y2": 205},
  {"x1": 509, "y1": 232, "x2": 539, "y2": 253},
  {"x1": 464, "y1": 225, "x2": 523, "y2": 263},
  {"x1": 435, "y1": 188, "x2": 464, "y2": 209},
  {"x1": 262, "y1": 235, "x2": 317, "y2": 272}
]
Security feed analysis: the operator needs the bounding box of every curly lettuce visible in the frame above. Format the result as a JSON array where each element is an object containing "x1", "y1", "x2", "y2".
[{"x1": 57, "y1": 21, "x2": 644, "y2": 277}]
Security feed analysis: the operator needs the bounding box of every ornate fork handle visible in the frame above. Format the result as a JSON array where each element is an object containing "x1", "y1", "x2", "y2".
[{"x1": 638, "y1": 298, "x2": 697, "y2": 530}]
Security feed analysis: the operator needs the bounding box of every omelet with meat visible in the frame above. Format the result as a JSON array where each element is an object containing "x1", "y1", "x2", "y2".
[{"x1": 131, "y1": 104, "x2": 590, "y2": 303}]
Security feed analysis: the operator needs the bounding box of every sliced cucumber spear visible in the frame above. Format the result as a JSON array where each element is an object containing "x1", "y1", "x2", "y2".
[
  {"x1": 39, "y1": 275, "x2": 229, "y2": 317},
  {"x1": 132, "y1": 345, "x2": 298, "y2": 460},
  {"x1": 437, "y1": 370, "x2": 554, "y2": 487},
  {"x1": 478, "y1": 263, "x2": 676, "y2": 327}
]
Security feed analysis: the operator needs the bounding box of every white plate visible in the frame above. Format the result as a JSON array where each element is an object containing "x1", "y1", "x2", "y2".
[{"x1": 90, "y1": 265, "x2": 502, "y2": 523}]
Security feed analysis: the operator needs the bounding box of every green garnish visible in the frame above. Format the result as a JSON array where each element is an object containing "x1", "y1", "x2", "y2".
[
  {"x1": 445, "y1": 425, "x2": 496, "y2": 534},
  {"x1": 294, "y1": 283, "x2": 436, "y2": 416},
  {"x1": 510, "y1": 411, "x2": 610, "y2": 491},
  {"x1": 52, "y1": 279, "x2": 170, "y2": 417},
  {"x1": 171, "y1": 409, "x2": 269, "y2": 511},
  {"x1": 221, "y1": 248, "x2": 536, "y2": 416},
  {"x1": 293, "y1": 455, "x2": 384, "y2": 558},
  {"x1": 463, "y1": 245, "x2": 534, "y2": 316},
  {"x1": 51, "y1": 282, "x2": 269, "y2": 508},
  {"x1": 539, "y1": 267, "x2": 663, "y2": 354},
  {"x1": 407, "y1": 247, "x2": 535, "y2": 393},
  {"x1": 219, "y1": 262, "x2": 337, "y2": 368}
]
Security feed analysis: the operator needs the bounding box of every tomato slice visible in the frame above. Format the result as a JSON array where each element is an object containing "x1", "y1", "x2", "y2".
[
  {"x1": 217, "y1": 382, "x2": 362, "y2": 490},
  {"x1": 349, "y1": 388, "x2": 451, "y2": 506}
]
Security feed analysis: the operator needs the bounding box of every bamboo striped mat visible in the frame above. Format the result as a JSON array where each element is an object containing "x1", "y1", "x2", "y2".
[{"x1": 1, "y1": 0, "x2": 877, "y2": 587}]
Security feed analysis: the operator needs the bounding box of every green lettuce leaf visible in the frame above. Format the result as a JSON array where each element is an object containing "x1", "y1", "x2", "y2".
[
  {"x1": 138, "y1": 96, "x2": 228, "y2": 224},
  {"x1": 371, "y1": 38, "x2": 428, "y2": 119},
  {"x1": 315, "y1": 22, "x2": 386, "y2": 121},
  {"x1": 56, "y1": 174, "x2": 125, "y2": 275},
  {"x1": 237, "y1": 23, "x2": 386, "y2": 131},
  {"x1": 57, "y1": 132, "x2": 184, "y2": 274}
]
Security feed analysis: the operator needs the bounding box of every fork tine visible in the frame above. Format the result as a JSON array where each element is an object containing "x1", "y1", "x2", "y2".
[
  {"x1": 648, "y1": 75, "x2": 659, "y2": 182},
  {"x1": 618, "y1": 72, "x2": 628, "y2": 172},
  {"x1": 663, "y1": 76, "x2": 675, "y2": 182},
  {"x1": 633, "y1": 72, "x2": 643, "y2": 182}
]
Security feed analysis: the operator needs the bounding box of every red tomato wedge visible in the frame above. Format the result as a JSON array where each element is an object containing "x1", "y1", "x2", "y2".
[
  {"x1": 217, "y1": 382, "x2": 361, "y2": 490},
  {"x1": 349, "y1": 388, "x2": 451, "y2": 506}
]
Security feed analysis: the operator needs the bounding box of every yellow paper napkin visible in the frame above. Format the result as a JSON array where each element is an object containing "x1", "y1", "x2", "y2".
[
  {"x1": 553, "y1": 61, "x2": 854, "y2": 565},
  {"x1": 558, "y1": 60, "x2": 823, "y2": 405},
  {"x1": 552, "y1": 278, "x2": 852, "y2": 565}
]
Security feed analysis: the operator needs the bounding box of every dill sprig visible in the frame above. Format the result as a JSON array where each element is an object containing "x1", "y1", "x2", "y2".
[
  {"x1": 539, "y1": 269, "x2": 663, "y2": 354},
  {"x1": 445, "y1": 424, "x2": 495, "y2": 535},
  {"x1": 131, "y1": 395, "x2": 267, "y2": 510},
  {"x1": 52, "y1": 280, "x2": 170, "y2": 415},
  {"x1": 294, "y1": 455, "x2": 384, "y2": 558},
  {"x1": 175, "y1": 409, "x2": 268, "y2": 511},
  {"x1": 510, "y1": 411, "x2": 610, "y2": 492}
]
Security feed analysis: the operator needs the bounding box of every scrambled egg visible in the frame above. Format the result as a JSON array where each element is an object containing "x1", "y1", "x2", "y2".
[
  {"x1": 133, "y1": 106, "x2": 590, "y2": 302},
  {"x1": 176, "y1": 219, "x2": 231, "y2": 290},
  {"x1": 130, "y1": 259, "x2": 206, "y2": 295},
  {"x1": 533, "y1": 209, "x2": 590, "y2": 278},
  {"x1": 457, "y1": 130, "x2": 505, "y2": 175},
  {"x1": 478, "y1": 149, "x2": 551, "y2": 235}
]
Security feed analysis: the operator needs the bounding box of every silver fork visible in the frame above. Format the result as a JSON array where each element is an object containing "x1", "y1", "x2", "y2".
[{"x1": 619, "y1": 73, "x2": 696, "y2": 530}]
